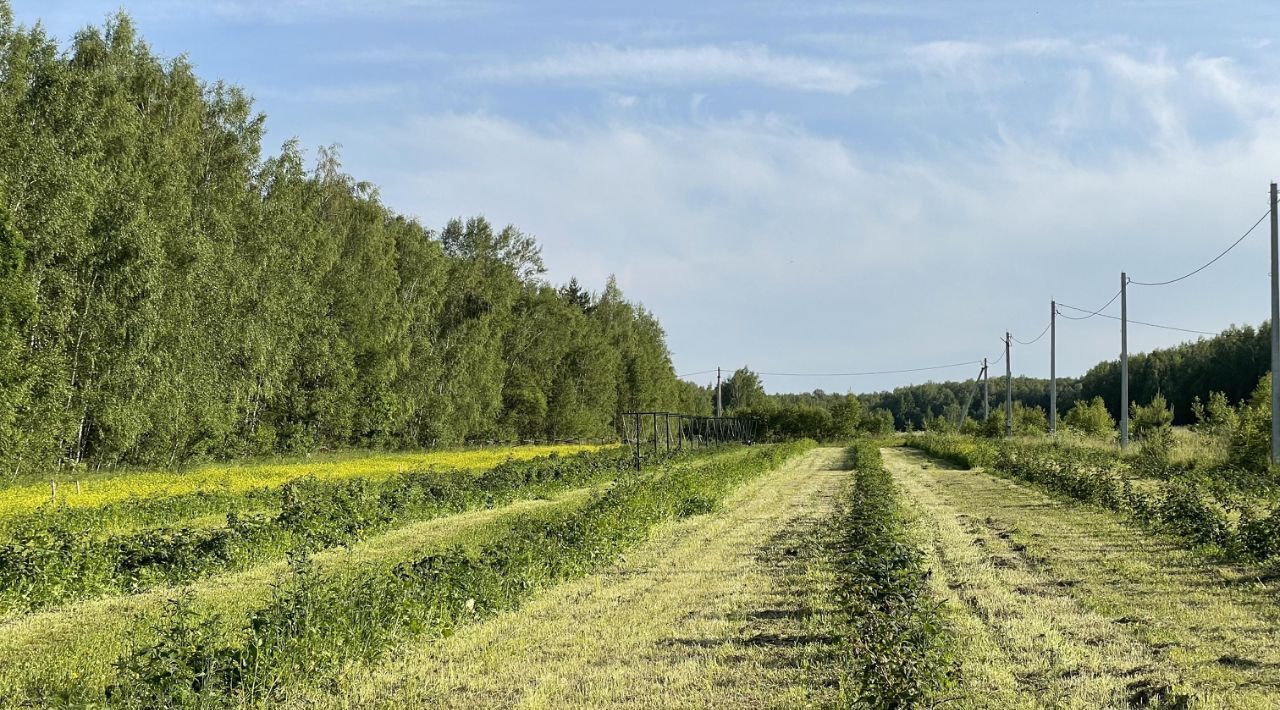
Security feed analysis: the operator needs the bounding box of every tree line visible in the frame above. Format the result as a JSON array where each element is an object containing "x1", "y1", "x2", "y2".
[
  {"x1": 711, "y1": 321, "x2": 1272, "y2": 436},
  {"x1": 0, "y1": 8, "x2": 708, "y2": 476}
]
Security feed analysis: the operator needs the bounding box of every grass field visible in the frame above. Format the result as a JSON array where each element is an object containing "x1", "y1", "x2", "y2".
[{"x1": 8, "y1": 437, "x2": 1280, "y2": 708}]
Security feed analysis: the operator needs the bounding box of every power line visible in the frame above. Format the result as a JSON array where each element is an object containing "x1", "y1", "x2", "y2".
[
  {"x1": 676, "y1": 369, "x2": 716, "y2": 379},
  {"x1": 1054, "y1": 289, "x2": 1123, "y2": 321},
  {"x1": 757, "y1": 360, "x2": 983, "y2": 377},
  {"x1": 1012, "y1": 322, "x2": 1051, "y2": 345},
  {"x1": 1056, "y1": 303, "x2": 1217, "y2": 336},
  {"x1": 1129, "y1": 209, "x2": 1269, "y2": 287}
]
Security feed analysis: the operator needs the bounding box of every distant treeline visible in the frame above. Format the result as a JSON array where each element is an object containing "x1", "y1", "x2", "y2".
[
  {"x1": 773, "y1": 323, "x2": 1271, "y2": 431},
  {"x1": 0, "y1": 10, "x2": 708, "y2": 474}
]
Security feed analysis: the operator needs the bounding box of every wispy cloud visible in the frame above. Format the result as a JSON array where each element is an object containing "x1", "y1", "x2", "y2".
[
  {"x1": 339, "y1": 106, "x2": 1280, "y2": 389},
  {"x1": 182, "y1": 0, "x2": 495, "y2": 24},
  {"x1": 477, "y1": 44, "x2": 871, "y2": 94},
  {"x1": 322, "y1": 46, "x2": 451, "y2": 65},
  {"x1": 257, "y1": 82, "x2": 414, "y2": 104}
]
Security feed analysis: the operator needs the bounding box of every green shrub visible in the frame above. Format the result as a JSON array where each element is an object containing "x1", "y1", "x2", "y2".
[
  {"x1": 1191, "y1": 391, "x2": 1238, "y2": 437},
  {"x1": 832, "y1": 441, "x2": 956, "y2": 706},
  {"x1": 1063, "y1": 396, "x2": 1116, "y2": 438},
  {"x1": 1134, "y1": 426, "x2": 1176, "y2": 477},
  {"x1": 1228, "y1": 373, "x2": 1273, "y2": 472}
]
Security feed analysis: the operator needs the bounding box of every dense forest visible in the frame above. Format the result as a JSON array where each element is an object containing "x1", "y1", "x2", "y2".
[{"x1": 0, "y1": 8, "x2": 709, "y2": 475}]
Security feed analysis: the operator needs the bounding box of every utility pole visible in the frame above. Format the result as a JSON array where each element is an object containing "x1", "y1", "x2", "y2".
[
  {"x1": 633, "y1": 412, "x2": 641, "y2": 471},
  {"x1": 1005, "y1": 332, "x2": 1013, "y2": 437},
  {"x1": 715, "y1": 367, "x2": 723, "y2": 418},
  {"x1": 982, "y1": 357, "x2": 989, "y2": 422},
  {"x1": 1120, "y1": 272, "x2": 1129, "y2": 450},
  {"x1": 1271, "y1": 182, "x2": 1279, "y2": 464},
  {"x1": 1050, "y1": 300, "x2": 1057, "y2": 436}
]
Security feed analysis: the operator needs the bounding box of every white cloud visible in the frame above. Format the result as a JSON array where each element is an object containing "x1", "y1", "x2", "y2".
[
  {"x1": 329, "y1": 98, "x2": 1280, "y2": 391},
  {"x1": 907, "y1": 40, "x2": 993, "y2": 69},
  {"x1": 176, "y1": 0, "x2": 493, "y2": 24},
  {"x1": 477, "y1": 44, "x2": 870, "y2": 94},
  {"x1": 323, "y1": 46, "x2": 450, "y2": 65}
]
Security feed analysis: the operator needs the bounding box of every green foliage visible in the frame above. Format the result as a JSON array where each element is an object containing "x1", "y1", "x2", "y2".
[
  {"x1": 1012, "y1": 402, "x2": 1049, "y2": 436},
  {"x1": 859, "y1": 408, "x2": 896, "y2": 436},
  {"x1": 827, "y1": 394, "x2": 865, "y2": 439},
  {"x1": 906, "y1": 434, "x2": 1280, "y2": 562},
  {"x1": 1063, "y1": 396, "x2": 1116, "y2": 438},
  {"x1": 1131, "y1": 393, "x2": 1174, "y2": 439},
  {"x1": 910, "y1": 433, "x2": 996, "y2": 469},
  {"x1": 1227, "y1": 373, "x2": 1272, "y2": 473},
  {"x1": 743, "y1": 400, "x2": 894, "y2": 441},
  {"x1": 1191, "y1": 391, "x2": 1239, "y2": 437},
  {"x1": 923, "y1": 413, "x2": 954, "y2": 434},
  {"x1": 720, "y1": 367, "x2": 765, "y2": 412},
  {"x1": 833, "y1": 442, "x2": 956, "y2": 706},
  {"x1": 1135, "y1": 426, "x2": 1176, "y2": 475},
  {"x1": 94, "y1": 442, "x2": 813, "y2": 704},
  {"x1": 0, "y1": 447, "x2": 652, "y2": 614},
  {"x1": 0, "y1": 12, "x2": 691, "y2": 474}
]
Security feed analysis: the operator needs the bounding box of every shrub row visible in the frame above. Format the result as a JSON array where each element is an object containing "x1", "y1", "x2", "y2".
[
  {"x1": 831, "y1": 442, "x2": 956, "y2": 707},
  {"x1": 907, "y1": 435, "x2": 1280, "y2": 561},
  {"x1": 0, "y1": 446, "x2": 680, "y2": 615},
  {"x1": 71, "y1": 441, "x2": 814, "y2": 706}
]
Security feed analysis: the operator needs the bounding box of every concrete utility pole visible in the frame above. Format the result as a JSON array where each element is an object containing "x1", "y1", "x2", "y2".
[
  {"x1": 982, "y1": 358, "x2": 989, "y2": 422},
  {"x1": 1050, "y1": 300, "x2": 1057, "y2": 435},
  {"x1": 1271, "y1": 182, "x2": 1280, "y2": 464},
  {"x1": 1005, "y1": 332, "x2": 1013, "y2": 437},
  {"x1": 1120, "y1": 272, "x2": 1130, "y2": 449},
  {"x1": 715, "y1": 367, "x2": 723, "y2": 418}
]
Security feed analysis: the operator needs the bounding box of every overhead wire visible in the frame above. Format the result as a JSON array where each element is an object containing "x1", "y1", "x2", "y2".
[
  {"x1": 756, "y1": 360, "x2": 983, "y2": 377},
  {"x1": 1128, "y1": 209, "x2": 1269, "y2": 287},
  {"x1": 1012, "y1": 322, "x2": 1052, "y2": 345},
  {"x1": 676, "y1": 369, "x2": 717, "y2": 379},
  {"x1": 1056, "y1": 303, "x2": 1217, "y2": 336},
  {"x1": 1053, "y1": 288, "x2": 1123, "y2": 321}
]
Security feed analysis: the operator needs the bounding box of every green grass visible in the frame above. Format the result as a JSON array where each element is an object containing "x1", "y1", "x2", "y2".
[
  {"x1": 0, "y1": 444, "x2": 608, "y2": 519},
  {"x1": 886, "y1": 446, "x2": 1280, "y2": 709},
  {"x1": 281, "y1": 447, "x2": 850, "y2": 709},
  {"x1": 0, "y1": 485, "x2": 604, "y2": 702}
]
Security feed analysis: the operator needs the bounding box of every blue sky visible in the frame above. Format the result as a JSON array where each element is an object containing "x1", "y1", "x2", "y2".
[{"x1": 16, "y1": 1, "x2": 1280, "y2": 395}]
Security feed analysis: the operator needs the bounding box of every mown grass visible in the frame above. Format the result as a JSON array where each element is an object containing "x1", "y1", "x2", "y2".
[
  {"x1": 888, "y1": 446, "x2": 1280, "y2": 708},
  {"x1": 285, "y1": 446, "x2": 847, "y2": 709},
  {"x1": 0, "y1": 486, "x2": 601, "y2": 703},
  {"x1": 907, "y1": 433, "x2": 1280, "y2": 562},
  {"x1": 4, "y1": 444, "x2": 792, "y2": 706}
]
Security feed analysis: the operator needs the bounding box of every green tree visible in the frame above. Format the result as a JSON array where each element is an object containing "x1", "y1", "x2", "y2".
[
  {"x1": 722, "y1": 367, "x2": 765, "y2": 412},
  {"x1": 1131, "y1": 393, "x2": 1174, "y2": 440}
]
